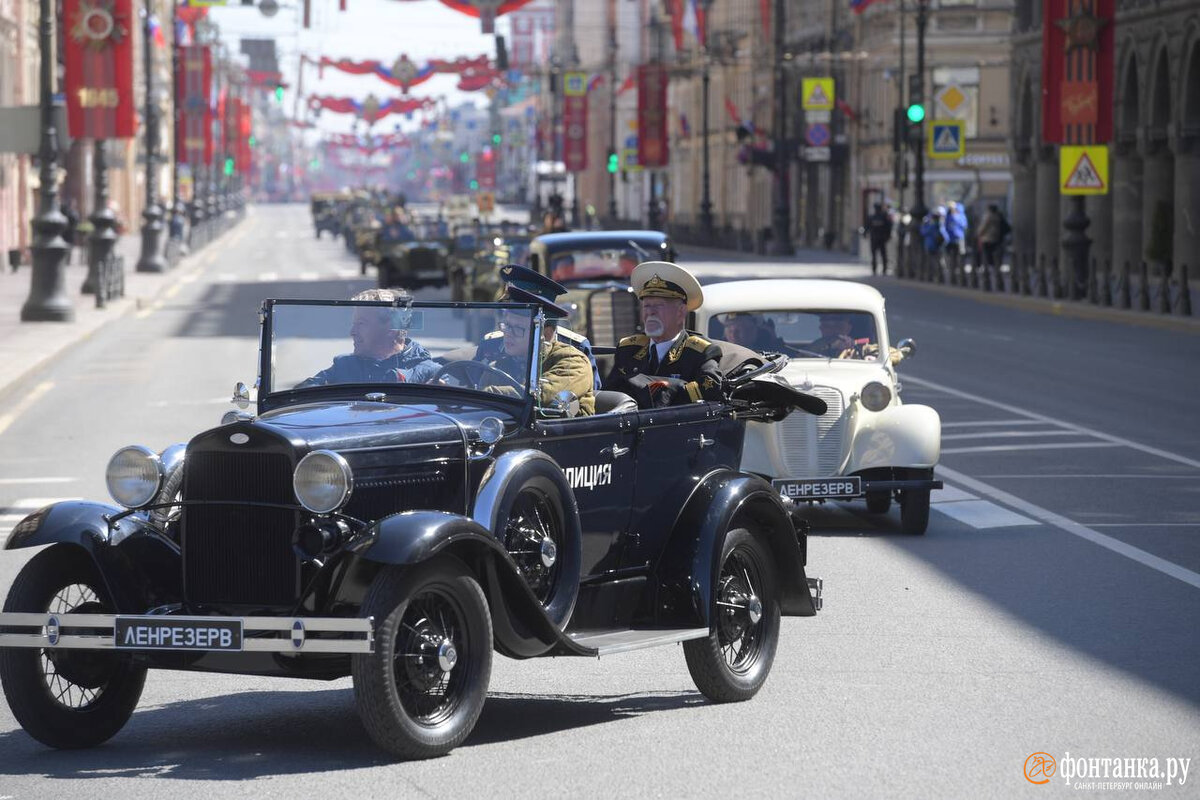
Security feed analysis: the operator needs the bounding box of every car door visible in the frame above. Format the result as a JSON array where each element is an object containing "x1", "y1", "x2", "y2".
[
  {"x1": 533, "y1": 413, "x2": 637, "y2": 577},
  {"x1": 621, "y1": 403, "x2": 740, "y2": 571}
]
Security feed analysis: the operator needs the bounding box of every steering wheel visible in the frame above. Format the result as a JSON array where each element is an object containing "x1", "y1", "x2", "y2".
[{"x1": 432, "y1": 359, "x2": 524, "y2": 392}]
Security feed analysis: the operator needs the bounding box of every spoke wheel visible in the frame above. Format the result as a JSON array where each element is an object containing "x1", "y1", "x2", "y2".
[
  {"x1": 684, "y1": 528, "x2": 780, "y2": 703},
  {"x1": 353, "y1": 557, "x2": 492, "y2": 759},
  {"x1": 502, "y1": 489, "x2": 562, "y2": 605},
  {"x1": 0, "y1": 546, "x2": 147, "y2": 748}
]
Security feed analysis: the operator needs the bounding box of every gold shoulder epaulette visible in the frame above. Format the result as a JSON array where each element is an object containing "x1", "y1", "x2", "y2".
[
  {"x1": 683, "y1": 334, "x2": 713, "y2": 352},
  {"x1": 484, "y1": 330, "x2": 504, "y2": 340},
  {"x1": 618, "y1": 333, "x2": 650, "y2": 347}
]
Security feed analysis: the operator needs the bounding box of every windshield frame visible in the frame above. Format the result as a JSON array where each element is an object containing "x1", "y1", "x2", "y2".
[{"x1": 258, "y1": 299, "x2": 545, "y2": 416}]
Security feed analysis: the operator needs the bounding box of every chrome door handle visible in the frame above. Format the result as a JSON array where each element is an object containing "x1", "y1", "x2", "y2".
[
  {"x1": 602, "y1": 443, "x2": 631, "y2": 458},
  {"x1": 690, "y1": 435, "x2": 715, "y2": 449}
]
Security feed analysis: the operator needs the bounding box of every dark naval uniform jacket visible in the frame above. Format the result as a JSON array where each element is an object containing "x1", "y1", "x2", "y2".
[
  {"x1": 297, "y1": 341, "x2": 440, "y2": 387},
  {"x1": 604, "y1": 330, "x2": 723, "y2": 406}
]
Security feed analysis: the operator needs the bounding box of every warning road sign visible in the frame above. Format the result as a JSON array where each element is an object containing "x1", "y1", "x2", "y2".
[
  {"x1": 1059, "y1": 145, "x2": 1108, "y2": 195},
  {"x1": 927, "y1": 119, "x2": 965, "y2": 159},
  {"x1": 801, "y1": 78, "x2": 835, "y2": 111}
]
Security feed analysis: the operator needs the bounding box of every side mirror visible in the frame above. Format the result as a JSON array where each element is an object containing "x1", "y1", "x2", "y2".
[
  {"x1": 554, "y1": 389, "x2": 580, "y2": 418},
  {"x1": 896, "y1": 338, "x2": 917, "y2": 361},
  {"x1": 232, "y1": 381, "x2": 251, "y2": 409}
]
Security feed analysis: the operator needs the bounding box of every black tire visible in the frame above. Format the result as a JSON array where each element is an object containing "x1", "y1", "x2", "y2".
[
  {"x1": 0, "y1": 545, "x2": 147, "y2": 749},
  {"x1": 899, "y1": 468, "x2": 932, "y2": 535},
  {"x1": 352, "y1": 558, "x2": 492, "y2": 760},
  {"x1": 488, "y1": 461, "x2": 582, "y2": 628},
  {"x1": 865, "y1": 491, "x2": 892, "y2": 514},
  {"x1": 683, "y1": 528, "x2": 780, "y2": 703}
]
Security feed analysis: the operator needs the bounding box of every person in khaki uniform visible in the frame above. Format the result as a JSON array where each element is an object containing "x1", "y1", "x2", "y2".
[{"x1": 476, "y1": 286, "x2": 595, "y2": 416}]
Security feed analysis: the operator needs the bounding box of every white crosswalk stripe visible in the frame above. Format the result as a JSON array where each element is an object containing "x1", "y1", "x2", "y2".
[{"x1": 931, "y1": 484, "x2": 1039, "y2": 529}]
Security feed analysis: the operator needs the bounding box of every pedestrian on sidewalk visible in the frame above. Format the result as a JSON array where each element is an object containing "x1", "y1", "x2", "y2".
[
  {"x1": 977, "y1": 203, "x2": 1010, "y2": 273},
  {"x1": 920, "y1": 207, "x2": 948, "y2": 280},
  {"x1": 945, "y1": 200, "x2": 968, "y2": 280},
  {"x1": 864, "y1": 203, "x2": 894, "y2": 275}
]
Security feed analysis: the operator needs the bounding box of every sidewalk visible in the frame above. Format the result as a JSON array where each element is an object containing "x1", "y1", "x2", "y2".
[{"x1": 0, "y1": 234, "x2": 200, "y2": 401}]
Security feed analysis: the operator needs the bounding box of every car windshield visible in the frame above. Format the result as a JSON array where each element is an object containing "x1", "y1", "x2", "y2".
[
  {"x1": 267, "y1": 301, "x2": 539, "y2": 398},
  {"x1": 546, "y1": 247, "x2": 644, "y2": 282},
  {"x1": 709, "y1": 309, "x2": 882, "y2": 361}
]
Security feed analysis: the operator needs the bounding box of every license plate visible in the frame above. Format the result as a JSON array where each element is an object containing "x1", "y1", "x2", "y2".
[
  {"x1": 115, "y1": 616, "x2": 243, "y2": 651},
  {"x1": 773, "y1": 476, "x2": 862, "y2": 500}
]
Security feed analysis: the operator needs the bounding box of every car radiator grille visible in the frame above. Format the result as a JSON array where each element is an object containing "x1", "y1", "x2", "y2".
[
  {"x1": 780, "y1": 386, "x2": 847, "y2": 477},
  {"x1": 342, "y1": 466, "x2": 458, "y2": 522},
  {"x1": 182, "y1": 451, "x2": 299, "y2": 607},
  {"x1": 408, "y1": 248, "x2": 438, "y2": 271},
  {"x1": 587, "y1": 290, "x2": 639, "y2": 348}
]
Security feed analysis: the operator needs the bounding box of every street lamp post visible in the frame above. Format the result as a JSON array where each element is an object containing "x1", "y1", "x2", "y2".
[
  {"x1": 769, "y1": 0, "x2": 794, "y2": 255},
  {"x1": 910, "y1": 0, "x2": 930, "y2": 222},
  {"x1": 606, "y1": 0, "x2": 618, "y2": 223},
  {"x1": 169, "y1": 0, "x2": 187, "y2": 255},
  {"x1": 83, "y1": 141, "x2": 117, "y2": 298},
  {"x1": 697, "y1": 0, "x2": 715, "y2": 242},
  {"x1": 136, "y1": 0, "x2": 166, "y2": 272},
  {"x1": 21, "y1": 0, "x2": 73, "y2": 321}
]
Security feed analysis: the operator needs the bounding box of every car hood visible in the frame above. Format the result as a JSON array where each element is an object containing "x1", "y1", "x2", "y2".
[
  {"x1": 249, "y1": 401, "x2": 468, "y2": 452},
  {"x1": 779, "y1": 359, "x2": 892, "y2": 396}
]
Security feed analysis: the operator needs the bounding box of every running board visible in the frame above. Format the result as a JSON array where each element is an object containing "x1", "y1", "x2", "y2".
[{"x1": 568, "y1": 628, "x2": 709, "y2": 656}]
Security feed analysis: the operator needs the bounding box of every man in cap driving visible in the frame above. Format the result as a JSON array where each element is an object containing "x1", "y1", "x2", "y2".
[
  {"x1": 477, "y1": 264, "x2": 601, "y2": 389},
  {"x1": 604, "y1": 261, "x2": 723, "y2": 407}
]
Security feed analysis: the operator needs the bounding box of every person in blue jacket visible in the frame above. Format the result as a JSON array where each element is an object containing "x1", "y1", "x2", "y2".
[
  {"x1": 298, "y1": 288, "x2": 439, "y2": 387},
  {"x1": 944, "y1": 200, "x2": 968, "y2": 275}
]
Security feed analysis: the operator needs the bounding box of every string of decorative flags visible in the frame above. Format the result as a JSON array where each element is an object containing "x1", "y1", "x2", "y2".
[
  {"x1": 317, "y1": 0, "x2": 537, "y2": 34},
  {"x1": 322, "y1": 133, "x2": 411, "y2": 155},
  {"x1": 303, "y1": 54, "x2": 502, "y2": 93},
  {"x1": 307, "y1": 95, "x2": 437, "y2": 124}
]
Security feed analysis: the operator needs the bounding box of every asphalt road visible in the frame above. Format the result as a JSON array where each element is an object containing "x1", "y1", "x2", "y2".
[{"x1": 0, "y1": 205, "x2": 1196, "y2": 799}]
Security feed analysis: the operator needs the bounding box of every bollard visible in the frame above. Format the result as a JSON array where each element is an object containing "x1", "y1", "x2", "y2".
[
  {"x1": 1086, "y1": 259, "x2": 1098, "y2": 304},
  {"x1": 1179, "y1": 266, "x2": 1192, "y2": 316},
  {"x1": 1022, "y1": 255, "x2": 1034, "y2": 296},
  {"x1": 1100, "y1": 260, "x2": 1112, "y2": 306},
  {"x1": 1139, "y1": 262, "x2": 1151, "y2": 310},
  {"x1": 1118, "y1": 261, "x2": 1131, "y2": 308},
  {"x1": 1157, "y1": 265, "x2": 1171, "y2": 314}
]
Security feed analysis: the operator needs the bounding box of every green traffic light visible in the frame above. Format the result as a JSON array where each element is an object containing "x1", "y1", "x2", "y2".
[
  {"x1": 607, "y1": 153, "x2": 618, "y2": 174},
  {"x1": 223, "y1": 157, "x2": 234, "y2": 176},
  {"x1": 459, "y1": 152, "x2": 470, "y2": 163},
  {"x1": 906, "y1": 103, "x2": 926, "y2": 123},
  {"x1": 491, "y1": 133, "x2": 502, "y2": 145},
  {"x1": 274, "y1": 85, "x2": 284, "y2": 102},
  {"x1": 248, "y1": 135, "x2": 256, "y2": 147},
  {"x1": 468, "y1": 179, "x2": 479, "y2": 190}
]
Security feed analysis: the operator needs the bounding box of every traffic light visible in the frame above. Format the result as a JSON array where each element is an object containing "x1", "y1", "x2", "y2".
[
  {"x1": 459, "y1": 151, "x2": 470, "y2": 164},
  {"x1": 248, "y1": 135, "x2": 256, "y2": 147},
  {"x1": 606, "y1": 149, "x2": 618, "y2": 174},
  {"x1": 491, "y1": 132, "x2": 502, "y2": 145},
  {"x1": 223, "y1": 157, "x2": 234, "y2": 176},
  {"x1": 274, "y1": 84, "x2": 284, "y2": 102},
  {"x1": 906, "y1": 103, "x2": 926, "y2": 123},
  {"x1": 468, "y1": 179, "x2": 479, "y2": 190}
]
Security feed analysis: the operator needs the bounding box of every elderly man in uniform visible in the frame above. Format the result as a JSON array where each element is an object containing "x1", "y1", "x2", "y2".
[
  {"x1": 478, "y1": 264, "x2": 601, "y2": 389},
  {"x1": 298, "y1": 289, "x2": 440, "y2": 387},
  {"x1": 473, "y1": 286, "x2": 596, "y2": 415},
  {"x1": 604, "y1": 261, "x2": 723, "y2": 408}
]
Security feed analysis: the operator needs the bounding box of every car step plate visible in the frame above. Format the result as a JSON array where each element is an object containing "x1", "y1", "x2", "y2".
[{"x1": 569, "y1": 628, "x2": 709, "y2": 656}]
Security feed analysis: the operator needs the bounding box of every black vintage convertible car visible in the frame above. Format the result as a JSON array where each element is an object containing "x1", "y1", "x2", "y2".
[{"x1": 0, "y1": 297, "x2": 824, "y2": 760}]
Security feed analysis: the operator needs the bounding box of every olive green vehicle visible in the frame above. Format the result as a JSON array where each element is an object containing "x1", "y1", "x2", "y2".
[{"x1": 377, "y1": 221, "x2": 452, "y2": 290}]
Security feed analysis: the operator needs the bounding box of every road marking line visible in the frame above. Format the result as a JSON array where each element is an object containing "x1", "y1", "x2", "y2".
[
  {"x1": 937, "y1": 464, "x2": 1200, "y2": 590},
  {"x1": 1087, "y1": 523, "x2": 1200, "y2": 528},
  {"x1": 977, "y1": 473, "x2": 1200, "y2": 479},
  {"x1": 906, "y1": 374, "x2": 1200, "y2": 470},
  {"x1": 941, "y1": 420, "x2": 1047, "y2": 428},
  {"x1": 2, "y1": 497, "x2": 82, "y2": 515},
  {"x1": 932, "y1": 499, "x2": 1039, "y2": 529},
  {"x1": 0, "y1": 477, "x2": 76, "y2": 485},
  {"x1": 298, "y1": 272, "x2": 318, "y2": 281},
  {"x1": 942, "y1": 442, "x2": 1122, "y2": 454},
  {"x1": 931, "y1": 484, "x2": 977, "y2": 503},
  {"x1": 261, "y1": 272, "x2": 279, "y2": 281},
  {"x1": 941, "y1": 430, "x2": 1082, "y2": 441},
  {"x1": 164, "y1": 284, "x2": 181, "y2": 299},
  {"x1": 0, "y1": 381, "x2": 53, "y2": 438}
]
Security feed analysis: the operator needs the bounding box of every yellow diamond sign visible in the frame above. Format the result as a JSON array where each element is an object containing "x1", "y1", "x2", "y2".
[{"x1": 936, "y1": 85, "x2": 966, "y2": 114}]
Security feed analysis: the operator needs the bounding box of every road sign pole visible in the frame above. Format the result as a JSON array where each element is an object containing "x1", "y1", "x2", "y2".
[{"x1": 911, "y1": 0, "x2": 929, "y2": 222}]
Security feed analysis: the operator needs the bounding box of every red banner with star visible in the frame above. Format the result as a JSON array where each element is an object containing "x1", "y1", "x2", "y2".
[
  {"x1": 177, "y1": 45, "x2": 213, "y2": 166},
  {"x1": 637, "y1": 63, "x2": 669, "y2": 168},
  {"x1": 1041, "y1": 0, "x2": 1114, "y2": 145},
  {"x1": 63, "y1": 0, "x2": 136, "y2": 138}
]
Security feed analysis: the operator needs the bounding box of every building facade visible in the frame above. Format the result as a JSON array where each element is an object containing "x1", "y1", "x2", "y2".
[{"x1": 1010, "y1": 0, "x2": 1199, "y2": 278}]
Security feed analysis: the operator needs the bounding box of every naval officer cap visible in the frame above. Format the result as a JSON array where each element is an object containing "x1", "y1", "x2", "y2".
[{"x1": 630, "y1": 261, "x2": 704, "y2": 312}]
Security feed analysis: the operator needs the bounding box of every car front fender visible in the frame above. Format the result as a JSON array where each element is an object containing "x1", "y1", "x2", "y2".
[
  {"x1": 652, "y1": 471, "x2": 817, "y2": 631},
  {"x1": 357, "y1": 511, "x2": 590, "y2": 659},
  {"x1": 3, "y1": 500, "x2": 182, "y2": 612},
  {"x1": 849, "y1": 403, "x2": 941, "y2": 472}
]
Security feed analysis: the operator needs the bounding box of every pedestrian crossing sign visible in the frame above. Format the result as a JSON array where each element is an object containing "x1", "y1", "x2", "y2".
[
  {"x1": 927, "y1": 120, "x2": 965, "y2": 158},
  {"x1": 1059, "y1": 145, "x2": 1109, "y2": 195},
  {"x1": 801, "y1": 78, "x2": 835, "y2": 111}
]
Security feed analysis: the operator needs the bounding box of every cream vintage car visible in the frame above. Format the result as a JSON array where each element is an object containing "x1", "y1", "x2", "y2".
[{"x1": 695, "y1": 279, "x2": 942, "y2": 534}]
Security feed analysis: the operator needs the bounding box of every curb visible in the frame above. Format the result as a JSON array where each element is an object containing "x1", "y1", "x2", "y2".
[
  {"x1": 877, "y1": 276, "x2": 1200, "y2": 334},
  {"x1": 0, "y1": 215, "x2": 253, "y2": 404}
]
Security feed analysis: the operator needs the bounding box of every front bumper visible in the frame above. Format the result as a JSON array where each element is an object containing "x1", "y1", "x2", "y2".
[{"x1": 0, "y1": 613, "x2": 375, "y2": 655}]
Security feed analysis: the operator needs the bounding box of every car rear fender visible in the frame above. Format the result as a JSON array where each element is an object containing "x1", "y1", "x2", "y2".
[
  {"x1": 849, "y1": 403, "x2": 941, "y2": 471},
  {"x1": 652, "y1": 471, "x2": 817, "y2": 630},
  {"x1": 3, "y1": 500, "x2": 182, "y2": 612},
  {"x1": 355, "y1": 511, "x2": 590, "y2": 659}
]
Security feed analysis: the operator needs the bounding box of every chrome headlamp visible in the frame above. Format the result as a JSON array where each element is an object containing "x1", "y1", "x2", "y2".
[
  {"x1": 860, "y1": 381, "x2": 893, "y2": 412},
  {"x1": 293, "y1": 450, "x2": 354, "y2": 514},
  {"x1": 105, "y1": 446, "x2": 165, "y2": 509}
]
